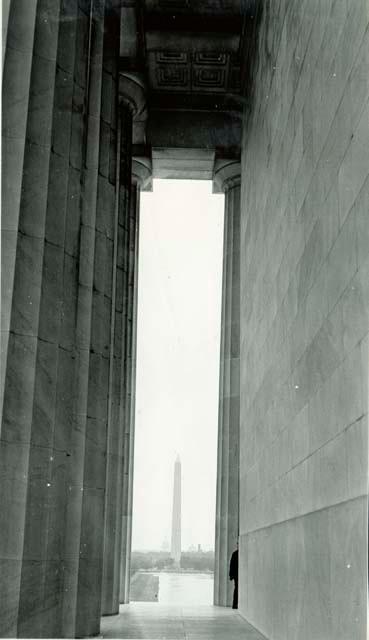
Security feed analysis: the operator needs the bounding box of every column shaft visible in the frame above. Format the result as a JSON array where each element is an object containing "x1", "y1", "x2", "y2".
[
  {"x1": 0, "y1": 2, "x2": 125, "y2": 637},
  {"x1": 214, "y1": 192, "x2": 229, "y2": 605},
  {"x1": 60, "y1": 2, "x2": 107, "y2": 636},
  {"x1": 1, "y1": 1, "x2": 78, "y2": 635},
  {"x1": 219, "y1": 189, "x2": 233, "y2": 606},
  {"x1": 214, "y1": 180, "x2": 241, "y2": 607},
  {"x1": 120, "y1": 182, "x2": 141, "y2": 603},
  {"x1": 1, "y1": 0, "x2": 38, "y2": 416},
  {"x1": 101, "y1": 80, "x2": 148, "y2": 613},
  {"x1": 101, "y1": 101, "x2": 133, "y2": 614},
  {"x1": 125, "y1": 183, "x2": 141, "y2": 595},
  {"x1": 74, "y1": 3, "x2": 120, "y2": 637}
]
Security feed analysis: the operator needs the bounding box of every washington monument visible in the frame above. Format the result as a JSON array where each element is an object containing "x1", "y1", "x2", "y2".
[{"x1": 171, "y1": 455, "x2": 182, "y2": 568}]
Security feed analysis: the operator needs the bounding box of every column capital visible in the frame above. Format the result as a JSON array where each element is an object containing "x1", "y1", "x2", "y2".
[
  {"x1": 213, "y1": 159, "x2": 241, "y2": 193},
  {"x1": 132, "y1": 156, "x2": 152, "y2": 191},
  {"x1": 119, "y1": 72, "x2": 148, "y2": 121}
]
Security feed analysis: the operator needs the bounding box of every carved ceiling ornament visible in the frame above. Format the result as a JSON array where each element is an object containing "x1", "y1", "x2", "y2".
[
  {"x1": 149, "y1": 50, "x2": 240, "y2": 93},
  {"x1": 156, "y1": 66, "x2": 189, "y2": 88}
]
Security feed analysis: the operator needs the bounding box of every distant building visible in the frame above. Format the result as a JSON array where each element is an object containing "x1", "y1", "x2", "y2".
[
  {"x1": 161, "y1": 539, "x2": 170, "y2": 551},
  {"x1": 170, "y1": 455, "x2": 181, "y2": 568}
]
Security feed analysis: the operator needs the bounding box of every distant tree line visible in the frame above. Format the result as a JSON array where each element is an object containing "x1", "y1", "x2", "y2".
[
  {"x1": 130, "y1": 551, "x2": 173, "y2": 575},
  {"x1": 131, "y1": 550, "x2": 214, "y2": 575},
  {"x1": 180, "y1": 551, "x2": 214, "y2": 572}
]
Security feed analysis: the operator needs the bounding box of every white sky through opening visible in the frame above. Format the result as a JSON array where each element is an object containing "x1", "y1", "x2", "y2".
[{"x1": 132, "y1": 179, "x2": 224, "y2": 552}]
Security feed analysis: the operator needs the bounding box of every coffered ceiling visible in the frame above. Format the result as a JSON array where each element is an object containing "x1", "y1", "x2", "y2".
[
  {"x1": 119, "y1": 0, "x2": 259, "y2": 177},
  {"x1": 119, "y1": 0, "x2": 257, "y2": 109}
]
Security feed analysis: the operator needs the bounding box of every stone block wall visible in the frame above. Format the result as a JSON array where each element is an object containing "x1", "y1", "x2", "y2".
[{"x1": 239, "y1": 1, "x2": 369, "y2": 638}]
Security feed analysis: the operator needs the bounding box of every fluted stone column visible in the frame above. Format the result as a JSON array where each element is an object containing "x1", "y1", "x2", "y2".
[
  {"x1": 1, "y1": 2, "x2": 67, "y2": 635},
  {"x1": 119, "y1": 158, "x2": 151, "y2": 604},
  {"x1": 1, "y1": 2, "x2": 105, "y2": 636},
  {"x1": 213, "y1": 161, "x2": 241, "y2": 607},
  {"x1": 100, "y1": 72, "x2": 149, "y2": 613},
  {"x1": 0, "y1": 2, "x2": 123, "y2": 637},
  {"x1": 73, "y1": 6, "x2": 121, "y2": 637},
  {"x1": 100, "y1": 99, "x2": 133, "y2": 616}
]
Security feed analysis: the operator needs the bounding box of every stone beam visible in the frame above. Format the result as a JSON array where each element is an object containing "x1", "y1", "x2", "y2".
[
  {"x1": 147, "y1": 110, "x2": 242, "y2": 151},
  {"x1": 144, "y1": 13, "x2": 241, "y2": 34},
  {"x1": 145, "y1": 31, "x2": 240, "y2": 54},
  {"x1": 152, "y1": 148, "x2": 215, "y2": 181}
]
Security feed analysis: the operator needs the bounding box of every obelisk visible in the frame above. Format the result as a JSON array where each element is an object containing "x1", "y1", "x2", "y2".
[{"x1": 171, "y1": 455, "x2": 182, "y2": 569}]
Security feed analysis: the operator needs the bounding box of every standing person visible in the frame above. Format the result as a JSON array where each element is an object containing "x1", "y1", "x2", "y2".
[{"x1": 229, "y1": 542, "x2": 239, "y2": 609}]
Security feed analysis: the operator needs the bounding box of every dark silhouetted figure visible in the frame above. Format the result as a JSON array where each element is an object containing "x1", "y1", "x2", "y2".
[{"x1": 229, "y1": 546, "x2": 238, "y2": 609}]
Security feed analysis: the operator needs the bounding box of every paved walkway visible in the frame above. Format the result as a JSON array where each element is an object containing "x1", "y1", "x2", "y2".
[{"x1": 100, "y1": 603, "x2": 266, "y2": 639}]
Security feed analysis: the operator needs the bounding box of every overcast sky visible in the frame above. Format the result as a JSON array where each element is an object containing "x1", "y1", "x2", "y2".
[{"x1": 131, "y1": 179, "x2": 224, "y2": 552}]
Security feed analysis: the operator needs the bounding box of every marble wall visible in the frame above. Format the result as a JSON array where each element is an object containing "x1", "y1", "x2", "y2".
[
  {"x1": 1, "y1": 2, "x2": 138, "y2": 637},
  {"x1": 239, "y1": 1, "x2": 369, "y2": 638}
]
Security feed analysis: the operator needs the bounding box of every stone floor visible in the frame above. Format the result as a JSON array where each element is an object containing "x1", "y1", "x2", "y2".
[{"x1": 100, "y1": 603, "x2": 267, "y2": 639}]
